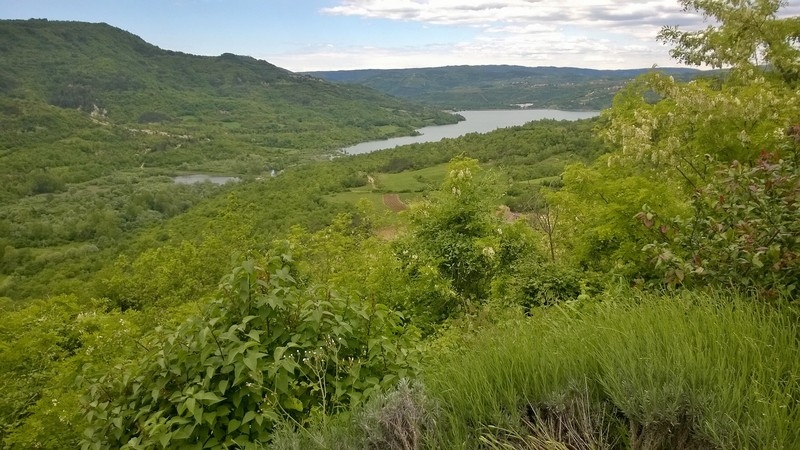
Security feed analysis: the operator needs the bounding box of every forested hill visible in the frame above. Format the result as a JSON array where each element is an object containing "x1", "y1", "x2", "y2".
[
  {"x1": 0, "y1": 19, "x2": 458, "y2": 301},
  {"x1": 0, "y1": 19, "x2": 456, "y2": 146},
  {"x1": 306, "y1": 65, "x2": 708, "y2": 110}
]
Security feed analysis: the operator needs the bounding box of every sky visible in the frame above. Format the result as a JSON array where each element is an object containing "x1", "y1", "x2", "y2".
[{"x1": 3, "y1": 0, "x2": 800, "y2": 72}]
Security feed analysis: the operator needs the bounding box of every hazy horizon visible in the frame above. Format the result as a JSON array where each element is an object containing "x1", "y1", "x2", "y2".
[{"x1": 3, "y1": 1, "x2": 799, "y2": 72}]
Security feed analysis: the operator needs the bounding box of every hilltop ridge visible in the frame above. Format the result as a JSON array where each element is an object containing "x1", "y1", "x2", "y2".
[
  {"x1": 0, "y1": 19, "x2": 456, "y2": 138},
  {"x1": 307, "y1": 64, "x2": 711, "y2": 110}
]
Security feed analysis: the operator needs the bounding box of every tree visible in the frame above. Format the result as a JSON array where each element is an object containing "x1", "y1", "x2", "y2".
[
  {"x1": 660, "y1": 0, "x2": 800, "y2": 85},
  {"x1": 555, "y1": 0, "x2": 800, "y2": 289},
  {"x1": 641, "y1": 151, "x2": 800, "y2": 297},
  {"x1": 395, "y1": 157, "x2": 538, "y2": 324},
  {"x1": 551, "y1": 157, "x2": 689, "y2": 280},
  {"x1": 602, "y1": 0, "x2": 800, "y2": 187}
]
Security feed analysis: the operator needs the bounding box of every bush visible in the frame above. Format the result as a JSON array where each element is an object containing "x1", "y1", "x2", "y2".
[
  {"x1": 384, "y1": 158, "x2": 414, "y2": 173},
  {"x1": 82, "y1": 254, "x2": 421, "y2": 448},
  {"x1": 642, "y1": 151, "x2": 800, "y2": 298},
  {"x1": 29, "y1": 170, "x2": 65, "y2": 195},
  {"x1": 137, "y1": 111, "x2": 171, "y2": 123},
  {"x1": 359, "y1": 379, "x2": 435, "y2": 450},
  {"x1": 509, "y1": 261, "x2": 584, "y2": 309},
  {"x1": 270, "y1": 379, "x2": 434, "y2": 450}
]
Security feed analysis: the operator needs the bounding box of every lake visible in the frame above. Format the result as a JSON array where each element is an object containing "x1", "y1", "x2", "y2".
[
  {"x1": 342, "y1": 109, "x2": 600, "y2": 155},
  {"x1": 173, "y1": 174, "x2": 240, "y2": 185}
]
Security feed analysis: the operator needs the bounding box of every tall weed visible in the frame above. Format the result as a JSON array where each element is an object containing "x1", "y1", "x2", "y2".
[{"x1": 424, "y1": 291, "x2": 800, "y2": 449}]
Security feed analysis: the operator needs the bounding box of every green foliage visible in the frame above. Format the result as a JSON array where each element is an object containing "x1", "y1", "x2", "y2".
[
  {"x1": 641, "y1": 152, "x2": 800, "y2": 297},
  {"x1": 82, "y1": 254, "x2": 420, "y2": 448},
  {"x1": 0, "y1": 295, "x2": 154, "y2": 449},
  {"x1": 388, "y1": 158, "x2": 542, "y2": 329},
  {"x1": 5, "y1": 3, "x2": 800, "y2": 447},
  {"x1": 309, "y1": 66, "x2": 708, "y2": 111},
  {"x1": 558, "y1": 0, "x2": 800, "y2": 288},
  {"x1": 551, "y1": 157, "x2": 689, "y2": 279},
  {"x1": 0, "y1": 18, "x2": 460, "y2": 305},
  {"x1": 493, "y1": 259, "x2": 597, "y2": 311},
  {"x1": 0, "y1": 295, "x2": 86, "y2": 444},
  {"x1": 602, "y1": 0, "x2": 800, "y2": 182},
  {"x1": 659, "y1": 0, "x2": 800, "y2": 85},
  {"x1": 0, "y1": 19, "x2": 456, "y2": 153},
  {"x1": 424, "y1": 291, "x2": 800, "y2": 449},
  {"x1": 400, "y1": 159, "x2": 504, "y2": 300},
  {"x1": 270, "y1": 379, "x2": 435, "y2": 450},
  {"x1": 602, "y1": 69, "x2": 798, "y2": 180}
]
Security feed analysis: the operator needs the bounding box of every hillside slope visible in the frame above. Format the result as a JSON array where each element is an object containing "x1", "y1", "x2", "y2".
[
  {"x1": 0, "y1": 20, "x2": 457, "y2": 167},
  {"x1": 0, "y1": 19, "x2": 457, "y2": 301},
  {"x1": 307, "y1": 65, "x2": 710, "y2": 110}
]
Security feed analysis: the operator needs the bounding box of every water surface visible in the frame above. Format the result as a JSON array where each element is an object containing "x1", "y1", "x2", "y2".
[
  {"x1": 173, "y1": 174, "x2": 240, "y2": 185},
  {"x1": 342, "y1": 109, "x2": 600, "y2": 155}
]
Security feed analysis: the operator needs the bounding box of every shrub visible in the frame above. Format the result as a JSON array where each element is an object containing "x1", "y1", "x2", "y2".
[
  {"x1": 82, "y1": 254, "x2": 421, "y2": 448},
  {"x1": 137, "y1": 111, "x2": 171, "y2": 123},
  {"x1": 641, "y1": 151, "x2": 800, "y2": 298},
  {"x1": 506, "y1": 261, "x2": 584, "y2": 310},
  {"x1": 359, "y1": 378, "x2": 435, "y2": 450},
  {"x1": 269, "y1": 379, "x2": 434, "y2": 450}
]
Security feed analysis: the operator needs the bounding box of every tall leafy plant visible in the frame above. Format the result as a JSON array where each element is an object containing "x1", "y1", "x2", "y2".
[
  {"x1": 395, "y1": 157, "x2": 537, "y2": 325},
  {"x1": 82, "y1": 253, "x2": 420, "y2": 448},
  {"x1": 641, "y1": 151, "x2": 799, "y2": 297}
]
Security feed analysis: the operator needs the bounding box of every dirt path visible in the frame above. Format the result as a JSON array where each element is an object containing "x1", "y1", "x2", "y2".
[{"x1": 383, "y1": 194, "x2": 408, "y2": 212}]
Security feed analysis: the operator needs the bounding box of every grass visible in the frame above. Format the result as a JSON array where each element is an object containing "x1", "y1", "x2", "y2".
[
  {"x1": 262, "y1": 290, "x2": 800, "y2": 449},
  {"x1": 326, "y1": 163, "x2": 447, "y2": 212},
  {"x1": 422, "y1": 291, "x2": 800, "y2": 449},
  {"x1": 375, "y1": 163, "x2": 449, "y2": 192},
  {"x1": 326, "y1": 191, "x2": 387, "y2": 210}
]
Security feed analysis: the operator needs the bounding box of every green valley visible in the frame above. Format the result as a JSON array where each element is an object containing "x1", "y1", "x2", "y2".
[
  {"x1": 0, "y1": 19, "x2": 457, "y2": 301},
  {"x1": 1, "y1": 1, "x2": 799, "y2": 449}
]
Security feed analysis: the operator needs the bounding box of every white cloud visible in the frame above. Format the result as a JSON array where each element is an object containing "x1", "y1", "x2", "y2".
[
  {"x1": 265, "y1": 35, "x2": 671, "y2": 72},
  {"x1": 321, "y1": 0, "x2": 703, "y2": 27},
  {"x1": 267, "y1": 0, "x2": 800, "y2": 71}
]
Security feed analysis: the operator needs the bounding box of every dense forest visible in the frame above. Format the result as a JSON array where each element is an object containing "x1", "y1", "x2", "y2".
[
  {"x1": 306, "y1": 65, "x2": 709, "y2": 111},
  {"x1": 1, "y1": 0, "x2": 800, "y2": 448},
  {"x1": 0, "y1": 18, "x2": 457, "y2": 302}
]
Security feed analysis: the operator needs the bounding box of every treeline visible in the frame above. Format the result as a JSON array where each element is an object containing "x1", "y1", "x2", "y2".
[
  {"x1": 307, "y1": 65, "x2": 709, "y2": 110},
  {"x1": 2, "y1": 1, "x2": 800, "y2": 448},
  {"x1": 0, "y1": 18, "x2": 461, "y2": 304}
]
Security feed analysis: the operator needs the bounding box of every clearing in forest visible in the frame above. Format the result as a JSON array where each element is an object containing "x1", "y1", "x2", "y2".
[{"x1": 383, "y1": 194, "x2": 408, "y2": 212}]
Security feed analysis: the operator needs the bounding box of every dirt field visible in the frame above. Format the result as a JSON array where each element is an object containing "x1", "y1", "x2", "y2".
[{"x1": 383, "y1": 194, "x2": 408, "y2": 212}]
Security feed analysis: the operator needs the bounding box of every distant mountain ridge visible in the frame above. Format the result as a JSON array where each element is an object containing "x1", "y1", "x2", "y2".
[
  {"x1": 0, "y1": 19, "x2": 456, "y2": 144},
  {"x1": 0, "y1": 19, "x2": 293, "y2": 114},
  {"x1": 306, "y1": 65, "x2": 710, "y2": 110},
  {"x1": 0, "y1": 18, "x2": 467, "y2": 214}
]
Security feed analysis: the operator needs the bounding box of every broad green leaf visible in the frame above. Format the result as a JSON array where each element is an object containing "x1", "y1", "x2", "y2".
[
  {"x1": 281, "y1": 396, "x2": 304, "y2": 412},
  {"x1": 243, "y1": 351, "x2": 265, "y2": 373},
  {"x1": 172, "y1": 423, "x2": 196, "y2": 441},
  {"x1": 185, "y1": 397, "x2": 196, "y2": 416},
  {"x1": 276, "y1": 370, "x2": 289, "y2": 394},
  {"x1": 194, "y1": 392, "x2": 224, "y2": 404},
  {"x1": 242, "y1": 410, "x2": 257, "y2": 424},
  {"x1": 159, "y1": 432, "x2": 172, "y2": 447},
  {"x1": 273, "y1": 346, "x2": 288, "y2": 362},
  {"x1": 227, "y1": 419, "x2": 242, "y2": 434}
]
